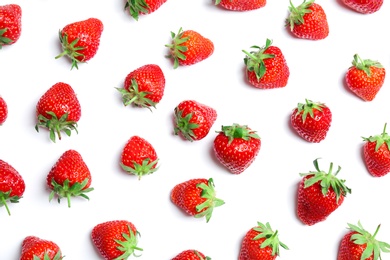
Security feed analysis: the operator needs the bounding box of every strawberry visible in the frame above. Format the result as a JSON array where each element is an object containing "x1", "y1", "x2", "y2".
[
  {"x1": 338, "y1": 221, "x2": 390, "y2": 260},
  {"x1": 170, "y1": 178, "x2": 224, "y2": 223},
  {"x1": 172, "y1": 249, "x2": 211, "y2": 260},
  {"x1": 174, "y1": 100, "x2": 217, "y2": 141},
  {"x1": 297, "y1": 158, "x2": 351, "y2": 226},
  {"x1": 213, "y1": 124, "x2": 261, "y2": 174},
  {"x1": 286, "y1": 0, "x2": 329, "y2": 40},
  {"x1": 342, "y1": 0, "x2": 383, "y2": 14},
  {"x1": 290, "y1": 99, "x2": 332, "y2": 143},
  {"x1": 345, "y1": 54, "x2": 386, "y2": 101},
  {"x1": 55, "y1": 18, "x2": 103, "y2": 70},
  {"x1": 91, "y1": 220, "x2": 143, "y2": 259},
  {"x1": 0, "y1": 96, "x2": 8, "y2": 125},
  {"x1": 125, "y1": 0, "x2": 167, "y2": 20},
  {"x1": 215, "y1": 0, "x2": 266, "y2": 11},
  {"x1": 120, "y1": 135, "x2": 159, "y2": 179},
  {"x1": 116, "y1": 64, "x2": 165, "y2": 110},
  {"x1": 35, "y1": 82, "x2": 81, "y2": 143},
  {"x1": 0, "y1": 4, "x2": 22, "y2": 49},
  {"x1": 242, "y1": 39, "x2": 290, "y2": 89},
  {"x1": 165, "y1": 27, "x2": 214, "y2": 69},
  {"x1": 239, "y1": 221, "x2": 288, "y2": 260},
  {"x1": 0, "y1": 159, "x2": 25, "y2": 215},
  {"x1": 20, "y1": 236, "x2": 63, "y2": 260},
  {"x1": 47, "y1": 149, "x2": 94, "y2": 208}
]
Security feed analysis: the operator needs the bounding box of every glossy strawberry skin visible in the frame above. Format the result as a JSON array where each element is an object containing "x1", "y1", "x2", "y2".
[
  {"x1": 0, "y1": 96, "x2": 7, "y2": 124},
  {"x1": 363, "y1": 141, "x2": 390, "y2": 177},
  {"x1": 239, "y1": 229, "x2": 275, "y2": 260},
  {"x1": 0, "y1": 4, "x2": 22, "y2": 48},
  {"x1": 20, "y1": 236, "x2": 62, "y2": 260},
  {"x1": 0, "y1": 159, "x2": 25, "y2": 215},
  {"x1": 342, "y1": 0, "x2": 383, "y2": 14},
  {"x1": 337, "y1": 231, "x2": 373, "y2": 260},
  {"x1": 172, "y1": 249, "x2": 209, "y2": 260},
  {"x1": 216, "y1": 0, "x2": 266, "y2": 11}
]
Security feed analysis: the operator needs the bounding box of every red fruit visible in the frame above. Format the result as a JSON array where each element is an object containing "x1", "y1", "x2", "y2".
[
  {"x1": 116, "y1": 64, "x2": 165, "y2": 110},
  {"x1": 20, "y1": 236, "x2": 63, "y2": 260},
  {"x1": 297, "y1": 158, "x2": 351, "y2": 226},
  {"x1": 35, "y1": 82, "x2": 81, "y2": 143},
  {"x1": 0, "y1": 159, "x2": 25, "y2": 216},
  {"x1": 91, "y1": 220, "x2": 142, "y2": 260},
  {"x1": 0, "y1": 4, "x2": 22, "y2": 49},
  {"x1": 338, "y1": 221, "x2": 390, "y2": 260},
  {"x1": 125, "y1": 0, "x2": 167, "y2": 20},
  {"x1": 242, "y1": 39, "x2": 290, "y2": 89},
  {"x1": 213, "y1": 124, "x2": 261, "y2": 174},
  {"x1": 170, "y1": 178, "x2": 224, "y2": 223},
  {"x1": 286, "y1": 0, "x2": 329, "y2": 40},
  {"x1": 342, "y1": 0, "x2": 383, "y2": 14},
  {"x1": 55, "y1": 18, "x2": 103, "y2": 70},
  {"x1": 0, "y1": 96, "x2": 8, "y2": 125},
  {"x1": 290, "y1": 99, "x2": 332, "y2": 143},
  {"x1": 172, "y1": 249, "x2": 211, "y2": 260},
  {"x1": 239, "y1": 222, "x2": 288, "y2": 260},
  {"x1": 165, "y1": 28, "x2": 214, "y2": 69},
  {"x1": 215, "y1": 0, "x2": 266, "y2": 11},
  {"x1": 47, "y1": 149, "x2": 94, "y2": 208},
  {"x1": 174, "y1": 100, "x2": 217, "y2": 141},
  {"x1": 345, "y1": 54, "x2": 386, "y2": 101},
  {"x1": 120, "y1": 135, "x2": 159, "y2": 180}
]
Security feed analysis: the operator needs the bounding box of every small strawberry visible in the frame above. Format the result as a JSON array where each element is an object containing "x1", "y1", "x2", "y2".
[
  {"x1": 116, "y1": 64, "x2": 165, "y2": 110},
  {"x1": 55, "y1": 18, "x2": 103, "y2": 70},
  {"x1": 47, "y1": 149, "x2": 94, "y2": 208},
  {"x1": 239, "y1": 221, "x2": 288, "y2": 260},
  {"x1": 290, "y1": 99, "x2": 332, "y2": 143},
  {"x1": 286, "y1": 0, "x2": 329, "y2": 40},
  {"x1": 0, "y1": 4, "x2": 22, "y2": 49},
  {"x1": 215, "y1": 0, "x2": 266, "y2": 11},
  {"x1": 174, "y1": 100, "x2": 217, "y2": 141},
  {"x1": 172, "y1": 249, "x2": 211, "y2": 260},
  {"x1": 35, "y1": 82, "x2": 81, "y2": 143},
  {"x1": 0, "y1": 159, "x2": 25, "y2": 216},
  {"x1": 297, "y1": 158, "x2": 351, "y2": 226},
  {"x1": 91, "y1": 220, "x2": 143, "y2": 260},
  {"x1": 120, "y1": 135, "x2": 159, "y2": 180},
  {"x1": 170, "y1": 178, "x2": 224, "y2": 223},
  {"x1": 165, "y1": 27, "x2": 214, "y2": 69},
  {"x1": 342, "y1": 0, "x2": 383, "y2": 14},
  {"x1": 338, "y1": 221, "x2": 390, "y2": 260},
  {"x1": 213, "y1": 124, "x2": 261, "y2": 174},
  {"x1": 20, "y1": 236, "x2": 63, "y2": 260},
  {"x1": 0, "y1": 96, "x2": 8, "y2": 125},
  {"x1": 242, "y1": 39, "x2": 290, "y2": 89},
  {"x1": 125, "y1": 0, "x2": 167, "y2": 20},
  {"x1": 345, "y1": 54, "x2": 386, "y2": 101}
]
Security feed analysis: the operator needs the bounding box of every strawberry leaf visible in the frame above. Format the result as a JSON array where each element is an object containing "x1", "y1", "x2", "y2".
[
  {"x1": 252, "y1": 221, "x2": 289, "y2": 256},
  {"x1": 125, "y1": 0, "x2": 150, "y2": 21},
  {"x1": 216, "y1": 123, "x2": 260, "y2": 145},
  {"x1": 120, "y1": 158, "x2": 159, "y2": 180},
  {"x1": 0, "y1": 190, "x2": 21, "y2": 216},
  {"x1": 116, "y1": 78, "x2": 157, "y2": 111},
  {"x1": 362, "y1": 123, "x2": 390, "y2": 152},
  {"x1": 286, "y1": 0, "x2": 314, "y2": 30},
  {"x1": 165, "y1": 27, "x2": 190, "y2": 69},
  {"x1": 351, "y1": 54, "x2": 383, "y2": 77},
  {"x1": 35, "y1": 111, "x2": 78, "y2": 143},
  {"x1": 243, "y1": 38, "x2": 275, "y2": 81},
  {"x1": 0, "y1": 28, "x2": 13, "y2": 48},
  {"x1": 49, "y1": 178, "x2": 94, "y2": 208},
  {"x1": 194, "y1": 178, "x2": 225, "y2": 223}
]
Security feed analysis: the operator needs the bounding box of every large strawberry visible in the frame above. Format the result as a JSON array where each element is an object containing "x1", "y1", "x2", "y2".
[
  {"x1": 215, "y1": 0, "x2": 266, "y2": 11},
  {"x1": 297, "y1": 158, "x2": 351, "y2": 226},
  {"x1": 342, "y1": 0, "x2": 383, "y2": 14},
  {"x1": 125, "y1": 0, "x2": 167, "y2": 21},
  {"x1": 242, "y1": 39, "x2": 290, "y2": 89},
  {"x1": 0, "y1": 4, "x2": 22, "y2": 49},
  {"x1": 239, "y1": 221, "x2": 288, "y2": 260},
  {"x1": 174, "y1": 100, "x2": 217, "y2": 141},
  {"x1": 35, "y1": 82, "x2": 81, "y2": 143},
  {"x1": 0, "y1": 159, "x2": 25, "y2": 216},
  {"x1": 0, "y1": 96, "x2": 7, "y2": 125},
  {"x1": 47, "y1": 149, "x2": 94, "y2": 208},
  {"x1": 165, "y1": 27, "x2": 214, "y2": 69},
  {"x1": 172, "y1": 249, "x2": 211, "y2": 260},
  {"x1": 345, "y1": 54, "x2": 386, "y2": 101},
  {"x1": 91, "y1": 220, "x2": 142, "y2": 259},
  {"x1": 286, "y1": 0, "x2": 329, "y2": 40},
  {"x1": 55, "y1": 18, "x2": 103, "y2": 70},
  {"x1": 20, "y1": 236, "x2": 63, "y2": 260},
  {"x1": 116, "y1": 64, "x2": 165, "y2": 110},
  {"x1": 213, "y1": 124, "x2": 261, "y2": 174},
  {"x1": 170, "y1": 178, "x2": 224, "y2": 223},
  {"x1": 290, "y1": 99, "x2": 332, "y2": 143}
]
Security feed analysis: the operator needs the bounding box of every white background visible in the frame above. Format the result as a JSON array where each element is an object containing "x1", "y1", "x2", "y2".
[{"x1": 1, "y1": 0, "x2": 390, "y2": 259}]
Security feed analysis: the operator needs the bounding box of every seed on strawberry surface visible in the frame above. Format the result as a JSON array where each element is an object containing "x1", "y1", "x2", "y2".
[
  {"x1": 0, "y1": 96, "x2": 8, "y2": 125},
  {"x1": 0, "y1": 4, "x2": 22, "y2": 49}
]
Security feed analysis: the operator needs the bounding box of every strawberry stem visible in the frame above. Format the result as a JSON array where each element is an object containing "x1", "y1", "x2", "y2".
[{"x1": 0, "y1": 196, "x2": 10, "y2": 216}]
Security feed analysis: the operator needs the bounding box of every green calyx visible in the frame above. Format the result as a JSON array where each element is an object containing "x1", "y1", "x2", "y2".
[
  {"x1": 33, "y1": 251, "x2": 63, "y2": 260},
  {"x1": 216, "y1": 123, "x2": 260, "y2": 145},
  {"x1": 286, "y1": 0, "x2": 314, "y2": 30},
  {"x1": 35, "y1": 111, "x2": 78, "y2": 143},
  {"x1": 363, "y1": 123, "x2": 390, "y2": 152},
  {"x1": 252, "y1": 222, "x2": 289, "y2": 256},
  {"x1": 49, "y1": 178, "x2": 94, "y2": 208},
  {"x1": 295, "y1": 99, "x2": 325, "y2": 123},
  {"x1": 116, "y1": 79, "x2": 157, "y2": 111},
  {"x1": 352, "y1": 54, "x2": 383, "y2": 77},
  {"x1": 0, "y1": 190, "x2": 21, "y2": 216},
  {"x1": 194, "y1": 250, "x2": 211, "y2": 260},
  {"x1": 120, "y1": 158, "x2": 159, "y2": 180},
  {"x1": 0, "y1": 28, "x2": 13, "y2": 49},
  {"x1": 347, "y1": 221, "x2": 390, "y2": 260},
  {"x1": 125, "y1": 0, "x2": 150, "y2": 21},
  {"x1": 300, "y1": 158, "x2": 351, "y2": 203},
  {"x1": 195, "y1": 178, "x2": 225, "y2": 223},
  {"x1": 165, "y1": 27, "x2": 189, "y2": 69},
  {"x1": 113, "y1": 225, "x2": 143, "y2": 259},
  {"x1": 174, "y1": 108, "x2": 199, "y2": 141},
  {"x1": 55, "y1": 31, "x2": 85, "y2": 70}
]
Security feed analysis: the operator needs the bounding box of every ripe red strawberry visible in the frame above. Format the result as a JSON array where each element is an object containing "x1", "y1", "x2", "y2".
[
  {"x1": 116, "y1": 64, "x2": 165, "y2": 110},
  {"x1": 172, "y1": 249, "x2": 211, "y2": 260},
  {"x1": 215, "y1": 0, "x2": 266, "y2": 11},
  {"x1": 120, "y1": 135, "x2": 159, "y2": 179},
  {"x1": 20, "y1": 236, "x2": 63, "y2": 260},
  {"x1": 242, "y1": 39, "x2": 290, "y2": 89},
  {"x1": 345, "y1": 54, "x2": 386, "y2": 101},
  {"x1": 297, "y1": 158, "x2": 351, "y2": 226},
  {"x1": 0, "y1": 4, "x2": 22, "y2": 49},
  {"x1": 165, "y1": 28, "x2": 214, "y2": 69},
  {"x1": 125, "y1": 0, "x2": 167, "y2": 20},
  {"x1": 0, "y1": 159, "x2": 25, "y2": 216},
  {"x1": 239, "y1": 221, "x2": 288, "y2": 260},
  {"x1": 170, "y1": 178, "x2": 224, "y2": 223},
  {"x1": 47, "y1": 149, "x2": 94, "y2": 208},
  {"x1": 286, "y1": 0, "x2": 329, "y2": 40},
  {"x1": 342, "y1": 0, "x2": 383, "y2": 14},
  {"x1": 91, "y1": 220, "x2": 142, "y2": 260},
  {"x1": 55, "y1": 18, "x2": 103, "y2": 70},
  {"x1": 0, "y1": 96, "x2": 8, "y2": 125},
  {"x1": 290, "y1": 99, "x2": 332, "y2": 143},
  {"x1": 213, "y1": 124, "x2": 261, "y2": 174},
  {"x1": 174, "y1": 100, "x2": 217, "y2": 141},
  {"x1": 35, "y1": 82, "x2": 81, "y2": 143}
]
